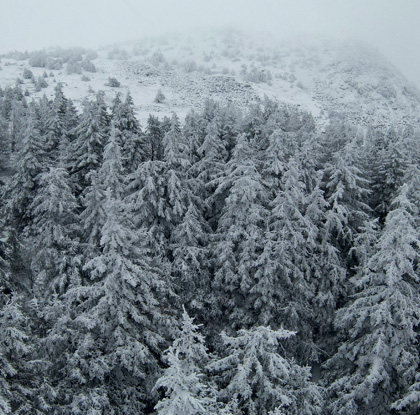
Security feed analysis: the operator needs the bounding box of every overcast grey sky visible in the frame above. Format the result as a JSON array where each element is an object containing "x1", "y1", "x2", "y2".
[{"x1": 1, "y1": 0, "x2": 420, "y2": 87}]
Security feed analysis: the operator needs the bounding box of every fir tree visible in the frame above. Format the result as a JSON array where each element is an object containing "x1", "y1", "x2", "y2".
[
  {"x1": 192, "y1": 115, "x2": 231, "y2": 227},
  {"x1": 36, "y1": 95, "x2": 59, "y2": 161},
  {"x1": 367, "y1": 128, "x2": 407, "y2": 222},
  {"x1": 209, "y1": 326, "x2": 323, "y2": 415},
  {"x1": 30, "y1": 166, "x2": 80, "y2": 299},
  {"x1": 98, "y1": 124, "x2": 125, "y2": 199},
  {"x1": 183, "y1": 110, "x2": 206, "y2": 165},
  {"x1": 3, "y1": 103, "x2": 46, "y2": 233},
  {"x1": 58, "y1": 186, "x2": 171, "y2": 413},
  {"x1": 79, "y1": 124, "x2": 125, "y2": 258},
  {"x1": 144, "y1": 114, "x2": 164, "y2": 161},
  {"x1": 259, "y1": 159, "x2": 318, "y2": 351},
  {"x1": 0, "y1": 295, "x2": 32, "y2": 414},
  {"x1": 79, "y1": 170, "x2": 106, "y2": 258},
  {"x1": 154, "y1": 307, "x2": 216, "y2": 415},
  {"x1": 212, "y1": 133, "x2": 268, "y2": 328},
  {"x1": 126, "y1": 159, "x2": 171, "y2": 258},
  {"x1": 4, "y1": 99, "x2": 26, "y2": 164},
  {"x1": 60, "y1": 132, "x2": 174, "y2": 411},
  {"x1": 326, "y1": 183, "x2": 420, "y2": 415},
  {"x1": 322, "y1": 136, "x2": 371, "y2": 252},
  {"x1": 171, "y1": 202, "x2": 211, "y2": 315},
  {"x1": 0, "y1": 234, "x2": 45, "y2": 414},
  {"x1": 163, "y1": 112, "x2": 191, "y2": 225},
  {"x1": 112, "y1": 92, "x2": 143, "y2": 171},
  {"x1": 71, "y1": 93, "x2": 109, "y2": 191}
]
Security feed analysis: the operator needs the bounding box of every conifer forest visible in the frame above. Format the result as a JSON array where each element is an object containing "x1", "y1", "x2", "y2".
[{"x1": 1, "y1": 82, "x2": 420, "y2": 415}]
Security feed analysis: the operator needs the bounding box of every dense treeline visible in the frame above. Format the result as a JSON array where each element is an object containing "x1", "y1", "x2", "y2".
[{"x1": 0, "y1": 83, "x2": 419, "y2": 414}]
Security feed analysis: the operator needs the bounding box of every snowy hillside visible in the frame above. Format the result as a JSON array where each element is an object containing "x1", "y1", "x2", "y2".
[
  {"x1": 2, "y1": 27, "x2": 420, "y2": 415},
  {"x1": 1, "y1": 28, "x2": 419, "y2": 128}
]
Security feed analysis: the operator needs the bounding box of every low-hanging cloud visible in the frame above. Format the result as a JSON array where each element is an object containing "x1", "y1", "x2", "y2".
[{"x1": 1, "y1": 0, "x2": 420, "y2": 87}]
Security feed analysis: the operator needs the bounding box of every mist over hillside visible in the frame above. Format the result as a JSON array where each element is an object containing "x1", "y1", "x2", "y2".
[{"x1": 1, "y1": 28, "x2": 419, "y2": 128}]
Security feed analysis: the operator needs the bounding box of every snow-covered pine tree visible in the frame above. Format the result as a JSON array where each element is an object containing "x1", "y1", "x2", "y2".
[
  {"x1": 0, "y1": 230, "x2": 48, "y2": 414},
  {"x1": 299, "y1": 135, "x2": 347, "y2": 357},
  {"x1": 61, "y1": 97, "x2": 80, "y2": 151},
  {"x1": 214, "y1": 104, "x2": 240, "y2": 157},
  {"x1": 212, "y1": 133, "x2": 268, "y2": 329},
  {"x1": 0, "y1": 294, "x2": 32, "y2": 414},
  {"x1": 53, "y1": 124, "x2": 175, "y2": 411},
  {"x1": 127, "y1": 114, "x2": 189, "y2": 274},
  {"x1": 30, "y1": 166, "x2": 80, "y2": 299},
  {"x1": 36, "y1": 95, "x2": 59, "y2": 161},
  {"x1": 79, "y1": 124, "x2": 124, "y2": 259},
  {"x1": 399, "y1": 126, "x2": 420, "y2": 168},
  {"x1": 254, "y1": 158, "x2": 317, "y2": 353},
  {"x1": 126, "y1": 158, "x2": 171, "y2": 261},
  {"x1": 0, "y1": 226, "x2": 18, "y2": 414},
  {"x1": 48, "y1": 83, "x2": 79, "y2": 168},
  {"x1": 321, "y1": 128, "x2": 371, "y2": 252},
  {"x1": 186, "y1": 114, "x2": 231, "y2": 248},
  {"x1": 171, "y1": 201, "x2": 212, "y2": 318},
  {"x1": 111, "y1": 92, "x2": 143, "y2": 171},
  {"x1": 98, "y1": 124, "x2": 125, "y2": 199},
  {"x1": 163, "y1": 112, "x2": 191, "y2": 224},
  {"x1": 78, "y1": 169, "x2": 106, "y2": 260},
  {"x1": 1, "y1": 91, "x2": 26, "y2": 157},
  {"x1": 144, "y1": 114, "x2": 165, "y2": 161},
  {"x1": 209, "y1": 326, "x2": 323, "y2": 415},
  {"x1": 389, "y1": 165, "x2": 420, "y2": 415},
  {"x1": 255, "y1": 142, "x2": 345, "y2": 363},
  {"x1": 326, "y1": 182, "x2": 420, "y2": 415},
  {"x1": 242, "y1": 102, "x2": 264, "y2": 144},
  {"x1": 58, "y1": 183, "x2": 172, "y2": 413},
  {"x1": 71, "y1": 92, "x2": 109, "y2": 191},
  {"x1": 52, "y1": 82, "x2": 68, "y2": 120},
  {"x1": 0, "y1": 110, "x2": 10, "y2": 179},
  {"x1": 183, "y1": 110, "x2": 206, "y2": 165},
  {"x1": 154, "y1": 307, "x2": 216, "y2": 415},
  {"x1": 366, "y1": 128, "x2": 407, "y2": 222},
  {"x1": 2, "y1": 103, "x2": 46, "y2": 233},
  {"x1": 194, "y1": 114, "x2": 230, "y2": 200},
  {"x1": 26, "y1": 165, "x2": 83, "y2": 411},
  {"x1": 163, "y1": 113, "x2": 187, "y2": 167},
  {"x1": 154, "y1": 89, "x2": 166, "y2": 104}
]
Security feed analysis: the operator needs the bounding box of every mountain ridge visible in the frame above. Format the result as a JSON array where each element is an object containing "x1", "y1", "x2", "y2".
[{"x1": 1, "y1": 28, "x2": 419, "y2": 129}]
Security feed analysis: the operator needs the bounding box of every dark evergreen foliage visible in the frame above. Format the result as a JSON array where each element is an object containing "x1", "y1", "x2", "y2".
[{"x1": 0, "y1": 87, "x2": 419, "y2": 414}]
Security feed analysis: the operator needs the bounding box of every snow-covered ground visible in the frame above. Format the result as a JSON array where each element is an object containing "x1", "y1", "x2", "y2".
[{"x1": 1, "y1": 28, "x2": 419, "y2": 128}]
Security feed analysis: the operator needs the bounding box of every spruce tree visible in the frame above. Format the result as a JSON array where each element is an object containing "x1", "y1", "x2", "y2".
[
  {"x1": 2, "y1": 102, "x2": 47, "y2": 257},
  {"x1": 0, "y1": 230, "x2": 45, "y2": 414},
  {"x1": 0, "y1": 294, "x2": 32, "y2": 414},
  {"x1": 126, "y1": 159, "x2": 171, "y2": 261},
  {"x1": 112, "y1": 92, "x2": 143, "y2": 171},
  {"x1": 367, "y1": 128, "x2": 407, "y2": 222},
  {"x1": 212, "y1": 133, "x2": 268, "y2": 328},
  {"x1": 209, "y1": 326, "x2": 323, "y2": 415},
  {"x1": 154, "y1": 307, "x2": 216, "y2": 415},
  {"x1": 30, "y1": 166, "x2": 80, "y2": 299},
  {"x1": 163, "y1": 112, "x2": 191, "y2": 225},
  {"x1": 326, "y1": 183, "x2": 420, "y2": 415},
  {"x1": 144, "y1": 115, "x2": 164, "y2": 161},
  {"x1": 322, "y1": 136, "x2": 371, "y2": 252},
  {"x1": 171, "y1": 202, "x2": 211, "y2": 316},
  {"x1": 79, "y1": 170, "x2": 106, "y2": 258},
  {"x1": 71, "y1": 93, "x2": 109, "y2": 191},
  {"x1": 78, "y1": 124, "x2": 125, "y2": 260},
  {"x1": 60, "y1": 131, "x2": 174, "y2": 412}
]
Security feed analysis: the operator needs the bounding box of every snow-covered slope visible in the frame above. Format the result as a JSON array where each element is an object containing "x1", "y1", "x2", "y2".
[{"x1": 1, "y1": 28, "x2": 419, "y2": 128}]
